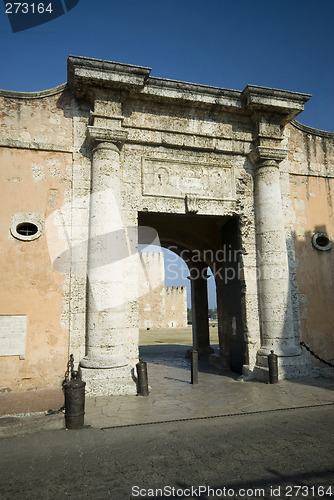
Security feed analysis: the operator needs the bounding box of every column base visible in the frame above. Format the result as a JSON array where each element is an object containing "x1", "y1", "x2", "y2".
[
  {"x1": 257, "y1": 344, "x2": 301, "y2": 357},
  {"x1": 80, "y1": 365, "x2": 137, "y2": 396},
  {"x1": 80, "y1": 353, "x2": 128, "y2": 369},
  {"x1": 253, "y1": 352, "x2": 320, "y2": 382}
]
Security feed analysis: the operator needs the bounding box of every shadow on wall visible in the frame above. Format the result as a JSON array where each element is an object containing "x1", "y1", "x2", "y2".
[{"x1": 293, "y1": 226, "x2": 334, "y2": 367}]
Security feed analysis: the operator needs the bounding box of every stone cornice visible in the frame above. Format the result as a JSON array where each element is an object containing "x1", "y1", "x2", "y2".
[
  {"x1": 68, "y1": 55, "x2": 151, "y2": 99},
  {"x1": 291, "y1": 119, "x2": 334, "y2": 139},
  {"x1": 67, "y1": 56, "x2": 311, "y2": 123},
  {"x1": 241, "y1": 85, "x2": 311, "y2": 124},
  {"x1": 248, "y1": 146, "x2": 288, "y2": 166},
  {"x1": 87, "y1": 126, "x2": 128, "y2": 149},
  {"x1": 0, "y1": 83, "x2": 67, "y2": 99},
  {"x1": 142, "y1": 77, "x2": 242, "y2": 109}
]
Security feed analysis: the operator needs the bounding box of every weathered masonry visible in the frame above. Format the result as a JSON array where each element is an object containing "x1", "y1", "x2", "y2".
[{"x1": 0, "y1": 55, "x2": 333, "y2": 400}]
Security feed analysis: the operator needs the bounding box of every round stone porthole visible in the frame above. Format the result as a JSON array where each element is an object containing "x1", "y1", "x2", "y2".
[
  {"x1": 312, "y1": 232, "x2": 332, "y2": 252},
  {"x1": 10, "y1": 216, "x2": 43, "y2": 241}
]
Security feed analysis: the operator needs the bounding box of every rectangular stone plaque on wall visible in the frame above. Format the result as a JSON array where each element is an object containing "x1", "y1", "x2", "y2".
[
  {"x1": 142, "y1": 158, "x2": 235, "y2": 201},
  {"x1": 0, "y1": 315, "x2": 27, "y2": 359}
]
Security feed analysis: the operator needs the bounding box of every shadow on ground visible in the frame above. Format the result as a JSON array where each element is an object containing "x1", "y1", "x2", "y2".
[{"x1": 139, "y1": 343, "x2": 239, "y2": 380}]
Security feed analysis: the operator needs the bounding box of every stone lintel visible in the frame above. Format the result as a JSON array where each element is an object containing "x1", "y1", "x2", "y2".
[
  {"x1": 248, "y1": 146, "x2": 288, "y2": 166},
  {"x1": 87, "y1": 126, "x2": 128, "y2": 149},
  {"x1": 242, "y1": 85, "x2": 311, "y2": 124}
]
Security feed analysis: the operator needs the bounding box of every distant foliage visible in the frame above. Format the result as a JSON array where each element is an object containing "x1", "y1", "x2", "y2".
[
  {"x1": 187, "y1": 308, "x2": 217, "y2": 324},
  {"x1": 208, "y1": 308, "x2": 217, "y2": 320}
]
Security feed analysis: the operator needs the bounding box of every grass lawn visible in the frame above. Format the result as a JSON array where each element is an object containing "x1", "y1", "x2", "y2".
[{"x1": 139, "y1": 325, "x2": 219, "y2": 346}]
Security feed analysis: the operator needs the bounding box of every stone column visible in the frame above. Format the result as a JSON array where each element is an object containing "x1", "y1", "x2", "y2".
[
  {"x1": 208, "y1": 273, "x2": 229, "y2": 369},
  {"x1": 249, "y1": 147, "x2": 303, "y2": 377},
  {"x1": 80, "y1": 126, "x2": 138, "y2": 395},
  {"x1": 188, "y1": 265, "x2": 213, "y2": 357}
]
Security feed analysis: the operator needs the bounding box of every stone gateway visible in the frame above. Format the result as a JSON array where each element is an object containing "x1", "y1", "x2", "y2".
[{"x1": 0, "y1": 55, "x2": 333, "y2": 401}]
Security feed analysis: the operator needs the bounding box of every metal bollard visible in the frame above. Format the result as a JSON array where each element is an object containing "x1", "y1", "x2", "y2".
[
  {"x1": 136, "y1": 359, "x2": 149, "y2": 396},
  {"x1": 191, "y1": 349, "x2": 198, "y2": 384},
  {"x1": 64, "y1": 370, "x2": 86, "y2": 429},
  {"x1": 268, "y1": 350, "x2": 278, "y2": 384}
]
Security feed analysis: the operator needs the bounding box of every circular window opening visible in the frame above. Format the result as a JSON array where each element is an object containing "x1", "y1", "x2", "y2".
[
  {"x1": 312, "y1": 232, "x2": 332, "y2": 252},
  {"x1": 10, "y1": 217, "x2": 43, "y2": 241},
  {"x1": 16, "y1": 222, "x2": 38, "y2": 237}
]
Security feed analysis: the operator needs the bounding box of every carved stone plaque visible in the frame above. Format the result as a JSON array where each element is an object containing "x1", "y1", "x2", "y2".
[
  {"x1": 0, "y1": 315, "x2": 27, "y2": 359},
  {"x1": 142, "y1": 158, "x2": 235, "y2": 200}
]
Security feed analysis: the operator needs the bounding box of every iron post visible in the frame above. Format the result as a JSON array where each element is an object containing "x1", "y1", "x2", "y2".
[
  {"x1": 268, "y1": 350, "x2": 278, "y2": 384},
  {"x1": 136, "y1": 359, "x2": 149, "y2": 396},
  {"x1": 64, "y1": 370, "x2": 86, "y2": 429},
  {"x1": 191, "y1": 349, "x2": 198, "y2": 384}
]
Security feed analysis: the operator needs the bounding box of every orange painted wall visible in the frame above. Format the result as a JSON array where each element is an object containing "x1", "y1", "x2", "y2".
[
  {"x1": 0, "y1": 90, "x2": 73, "y2": 392},
  {"x1": 289, "y1": 125, "x2": 334, "y2": 364}
]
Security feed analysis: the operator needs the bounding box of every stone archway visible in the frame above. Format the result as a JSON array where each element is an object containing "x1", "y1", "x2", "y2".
[{"x1": 64, "y1": 55, "x2": 314, "y2": 395}]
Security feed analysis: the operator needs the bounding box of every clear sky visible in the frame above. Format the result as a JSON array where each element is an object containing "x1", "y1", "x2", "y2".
[
  {"x1": 1, "y1": 0, "x2": 333, "y2": 307},
  {"x1": 1, "y1": 0, "x2": 333, "y2": 132}
]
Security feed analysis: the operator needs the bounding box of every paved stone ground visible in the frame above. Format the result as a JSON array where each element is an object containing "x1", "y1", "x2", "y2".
[
  {"x1": 1, "y1": 344, "x2": 333, "y2": 441},
  {"x1": 0, "y1": 405, "x2": 333, "y2": 500},
  {"x1": 0, "y1": 344, "x2": 333, "y2": 499},
  {"x1": 85, "y1": 345, "x2": 334, "y2": 429}
]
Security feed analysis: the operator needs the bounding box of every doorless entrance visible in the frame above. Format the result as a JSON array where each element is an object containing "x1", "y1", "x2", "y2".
[{"x1": 138, "y1": 212, "x2": 247, "y2": 374}]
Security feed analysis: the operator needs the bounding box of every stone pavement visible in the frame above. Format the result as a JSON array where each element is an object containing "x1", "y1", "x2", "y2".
[
  {"x1": 84, "y1": 344, "x2": 334, "y2": 429},
  {"x1": 0, "y1": 343, "x2": 333, "y2": 438}
]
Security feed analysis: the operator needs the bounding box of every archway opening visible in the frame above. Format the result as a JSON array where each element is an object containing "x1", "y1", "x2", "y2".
[
  {"x1": 138, "y1": 211, "x2": 247, "y2": 378},
  {"x1": 138, "y1": 244, "x2": 219, "y2": 354}
]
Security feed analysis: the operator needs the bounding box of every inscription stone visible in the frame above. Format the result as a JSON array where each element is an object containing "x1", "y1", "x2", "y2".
[
  {"x1": 0, "y1": 315, "x2": 27, "y2": 359},
  {"x1": 142, "y1": 159, "x2": 235, "y2": 200}
]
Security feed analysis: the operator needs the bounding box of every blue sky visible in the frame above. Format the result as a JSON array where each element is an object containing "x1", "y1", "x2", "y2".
[
  {"x1": 1, "y1": 0, "x2": 333, "y2": 131},
  {"x1": 1, "y1": 0, "x2": 333, "y2": 307}
]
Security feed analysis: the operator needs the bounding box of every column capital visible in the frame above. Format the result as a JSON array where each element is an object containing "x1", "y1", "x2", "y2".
[
  {"x1": 87, "y1": 126, "x2": 128, "y2": 151},
  {"x1": 248, "y1": 146, "x2": 288, "y2": 168}
]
